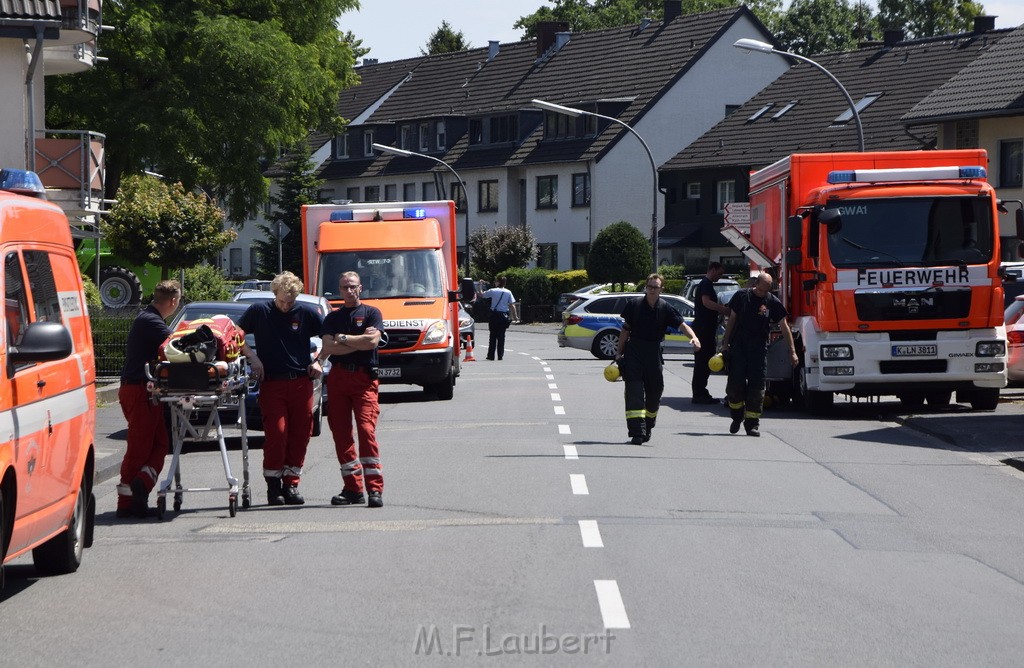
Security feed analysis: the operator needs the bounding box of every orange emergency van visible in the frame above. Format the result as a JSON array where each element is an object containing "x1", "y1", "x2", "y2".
[{"x1": 0, "y1": 169, "x2": 96, "y2": 589}]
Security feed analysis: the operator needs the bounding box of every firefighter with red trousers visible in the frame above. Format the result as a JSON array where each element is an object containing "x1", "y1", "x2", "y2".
[
  {"x1": 321, "y1": 271, "x2": 385, "y2": 508},
  {"x1": 239, "y1": 271, "x2": 324, "y2": 506},
  {"x1": 117, "y1": 280, "x2": 181, "y2": 518}
]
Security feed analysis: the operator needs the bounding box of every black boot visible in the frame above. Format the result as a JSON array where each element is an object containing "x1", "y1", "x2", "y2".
[
  {"x1": 282, "y1": 482, "x2": 305, "y2": 505},
  {"x1": 643, "y1": 417, "x2": 656, "y2": 443},
  {"x1": 266, "y1": 477, "x2": 285, "y2": 506},
  {"x1": 729, "y1": 409, "x2": 743, "y2": 434},
  {"x1": 744, "y1": 419, "x2": 760, "y2": 437}
]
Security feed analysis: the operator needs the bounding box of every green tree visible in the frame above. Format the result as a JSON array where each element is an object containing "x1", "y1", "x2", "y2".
[
  {"x1": 421, "y1": 20, "x2": 471, "y2": 55},
  {"x1": 46, "y1": 1, "x2": 360, "y2": 224},
  {"x1": 105, "y1": 175, "x2": 236, "y2": 280},
  {"x1": 254, "y1": 142, "x2": 323, "y2": 277},
  {"x1": 515, "y1": 0, "x2": 782, "y2": 38},
  {"x1": 183, "y1": 264, "x2": 232, "y2": 302},
  {"x1": 587, "y1": 222, "x2": 650, "y2": 286},
  {"x1": 776, "y1": 0, "x2": 879, "y2": 55},
  {"x1": 469, "y1": 225, "x2": 537, "y2": 280},
  {"x1": 877, "y1": 0, "x2": 984, "y2": 39}
]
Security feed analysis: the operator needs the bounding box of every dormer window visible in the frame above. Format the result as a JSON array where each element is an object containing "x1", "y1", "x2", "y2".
[
  {"x1": 335, "y1": 132, "x2": 349, "y2": 159},
  {"x1": 541, "y1": 111, "x2": 596, "y2": 140},
  {"x1": 363, "y1": 130, "x2": 375, "y2": 156},
  {"x1": 419, "y1": 122, "x2": 430, "y2": 151},
  {"x1": 436, "y1": 121, "x2": 446, "y2": 150}
]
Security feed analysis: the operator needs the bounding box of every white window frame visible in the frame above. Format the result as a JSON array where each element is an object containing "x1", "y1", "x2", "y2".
[
  {"x1": 335, "y1": 132, "x2": 348, "y2": 159},
  {"x1": 716, "y1": 180, "x2": 736, "y2": 213},
  {"x1": 364, "y1": 130, "x2": 375, "y2": 156},
  {"x1": 687, "y1": 182, "x2": 701, "y2": 199},
  {"x1": 436, "y1": 121, "x2": 446, "y2": 150},
  {"x1": 419, "y1": 122, "x2": 431, "y2": 151}
]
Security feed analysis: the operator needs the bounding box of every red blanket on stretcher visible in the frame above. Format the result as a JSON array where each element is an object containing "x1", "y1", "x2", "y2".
[{"x1": 160, "y1": 315, "x2": 245, "y2": 363}]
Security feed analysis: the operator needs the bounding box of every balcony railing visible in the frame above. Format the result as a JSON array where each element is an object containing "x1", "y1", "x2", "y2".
[{"x1": 34, "y1": 130, "x2": 107, "y2": 230}]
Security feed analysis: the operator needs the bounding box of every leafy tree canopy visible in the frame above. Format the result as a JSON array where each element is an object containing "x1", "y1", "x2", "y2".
[
  {"x1": 515, "y1": 0, "x2": 783, "y2": 38},
  {"x1": 776, "y1": 0, "x2": 878, "y2": 55},
  {"x1": 877, "y1": 0, "x2": 984, "y2": 39},
  {"x1": 105, "y1": 175, "x2": 235, "y2": 280},
  {"x1": 46, "y1": 0, "x2": 361, "y2": 224},
  {"x1": 587, "y1": 222, "x2": 650, "y2": 285},
  {"x1": 469, "y1": 225, "x2": 538, "y2": 280},
  {"x1": 422, "y1": 20, "x2": 471, "y2": 55}
]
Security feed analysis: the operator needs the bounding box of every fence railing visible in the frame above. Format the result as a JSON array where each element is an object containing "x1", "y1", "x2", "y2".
[{"x1": 90, "y1": 305, "x2": 143, "y2": 380}]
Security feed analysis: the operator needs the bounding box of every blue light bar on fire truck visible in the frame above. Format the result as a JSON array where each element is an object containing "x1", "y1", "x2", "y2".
[
  {"x1": 827, "y1": 166, "x2": 986, "y2": 184},
  {"x1": 327, "y1": 206, "x2": 431, "y2": 222}
]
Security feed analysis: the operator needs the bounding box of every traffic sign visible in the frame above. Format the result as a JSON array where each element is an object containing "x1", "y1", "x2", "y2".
[{"x1": 723, "y1": 202, "x2": 750, "y2": 226}]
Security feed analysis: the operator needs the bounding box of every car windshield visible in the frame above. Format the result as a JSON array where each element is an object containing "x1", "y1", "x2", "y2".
[
  {"x1": 826, "y1": 196, "x2": 994, "y2": 268},
  {"x1": 319, "y1": 249, "x2": 445, "y2": 299},
  {"x1": 1006, "y1": 299, "x2": 1024, "y2": 326}
]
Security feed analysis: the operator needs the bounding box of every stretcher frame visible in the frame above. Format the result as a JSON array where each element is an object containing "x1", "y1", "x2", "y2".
[{"x1": 145, "y1": 360, "x2": 251, "y2": 518}]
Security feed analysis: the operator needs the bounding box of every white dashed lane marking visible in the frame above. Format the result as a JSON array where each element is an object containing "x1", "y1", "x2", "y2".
[
  {"x1": 554, "y1": 406, "x2": 565, "y2": 415},
  {"x1": 570, "y1": 474, "x2": 589, "y2": 495},
  {"x1": 594, "y1": 580, "x2": 631, "y2": 629},
  {"x1": 563, "y1": 445, "x2": 578, "y2": 460},
  {"x1": 579, "y1": 520, "x2": 603, "y2": 547},
  {"x1": 551, "y1": 393, "x2": 561, "y2": 401},
  {"x1": 558, "y1": 424, "x2": 571, "y2": 435}
]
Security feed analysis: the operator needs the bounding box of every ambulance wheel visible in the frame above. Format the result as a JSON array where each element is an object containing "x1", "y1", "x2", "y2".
[
  {"x1": 592, "y1": 331, "x2": 620, "y2": 360},
  {"x1": 32, "y1": 472, "x2": 86, "y2": 575},
  {"x1": 157, "y1": 496, "x2": 166, "y2": 520},
  {"x1": 427, "y1": 369, "x2": 455, "y2": 400},
  {"x1": 98, "y1": 266, "x2": 143, "y2": 308},
  {"x1": 229, "y1": 497, "x2": 237, "y2": 518},
  {"x1": 925, "y1": 390, "x2": 952, "y2": 408}
]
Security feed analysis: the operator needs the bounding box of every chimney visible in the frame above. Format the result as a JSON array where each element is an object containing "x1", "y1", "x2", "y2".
[
  {"x1": 883, "y1": 29, "x2": 904, "y2": 47},
  {"x1": 536, "y1": 21, "x2": 570, "y2": 57},
  {"x1": 973, "y1": 15, "x2": 995, "y2": 34},
  {"x1": 362, "y1": 58, "x2": 378, "y2": 66},
  {"x1": 664, "y1": 0, "x2": 682, "y2": 22},
  {"x1": 488, "y1": 40, "x2": 500, "y2": 62}
]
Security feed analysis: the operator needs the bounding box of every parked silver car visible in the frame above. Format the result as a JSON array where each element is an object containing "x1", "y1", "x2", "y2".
[{"x1": 557, "y1": 292, "x2": 700, "y2": 359}]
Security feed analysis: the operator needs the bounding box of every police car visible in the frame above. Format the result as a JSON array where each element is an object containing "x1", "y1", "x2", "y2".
[{"x1": 557, "y1": 292, "x2": 700, "y2": 359}]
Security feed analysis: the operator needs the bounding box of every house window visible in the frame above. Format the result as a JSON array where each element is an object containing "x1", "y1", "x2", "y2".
[
  {"x1": 384, "y1": 184, "x2": 398, "y2": 201},
  {"x1": 537, "y1": 243, "x2": 558, "y2": 269},
  {"x1": 469, "y1": 119, "x2": 483, "y2": 145},
  {"x1": 716, "y1": 180, "x2": 736, "y2": 213},
  {"x1": 346, "y1": 186, "x2": 360, "y2": 202},
  {"x1": 1001, "y1": 139, "x2": 1024, "y2": 188},
  {"x1": 571, "y1": 173, "x2": 590, "y2": 207},
  {"x1": 436, "y1": 121, "x2": 446, "y2": 150},
  {"x1": 230, "y1": 247, "x2": 243, "y2": 276},
  {"x1": 572, "y1": 242, "x2": 590, "y2": 270},
  {"x1": 364, "y1": 185, "x2": 380, "y2": 202},
  {"x1": 772, "y1": 101, "x2": 798, "y2": 120},
  {"x1": 423, "y1": 182, "x2": 436, "y2": 200},
  {"x1": 747, "y1": 104, "x2": 773, "y2": 122},
  {"x1": 335, "y1": 132, "x2": 349, "y2": 158},
  {"x1": 451, "y1": 181, "x2": 466, "y2": 211},
  {"x1": 363, "y1": 130, "x2": 375, "y2": 156},
  {"x1": 537, "y1": 175, "x2": 558, "y2": 209},
  {"x1": 419, "y1": 122, "x2": 430, "y2": 151},
  {"x1": 249, "y1": 247, "x2": 259, "y2": 275},
  {"x1": 403, "y1": 183, "x2": 416, "y2": 200},
  {"x1": 543, "y1": 111, "x2": 591, "y2": 139},
  {"x1": 399, "y1": 125, "x2": 413, "y2": 150},
  {"x1": 833, "y1": 93, "x2": 880, "y2": 124},
  {"x1": 956, "y1": 120, "x2": 979, "y2": 149},
  {"x1": 687, "y1": 182, "x2": 701, "y2": 199},
  {"x1": 478, "y1": 180, "x2": 498, "y2": 211},
  {"x1": 489, "y1": 115, "x2": 519, "y2": 143}
]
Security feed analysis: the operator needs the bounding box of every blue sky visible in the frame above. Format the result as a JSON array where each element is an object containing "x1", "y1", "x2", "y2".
[{"x1": 339, "y1": 1, "x2": 1024, "y2": 65}]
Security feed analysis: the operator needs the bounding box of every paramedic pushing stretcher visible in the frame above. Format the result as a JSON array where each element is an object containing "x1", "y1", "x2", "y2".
[
  {"x1": 117, "y1": 280, "x2": 180, "y2": 519},
  {"x1": 320, "y1": 271, "x2": 385, "y2": 508},
  {"x1": 615, "y1": 274, "x2": 699, "y2": 445},
  {"x1": 239, "y1": 271, "x2": 324, "y2": 506}
]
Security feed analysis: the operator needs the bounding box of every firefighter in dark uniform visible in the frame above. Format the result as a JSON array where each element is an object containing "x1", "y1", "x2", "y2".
[
  {"x1": 615, "y1": 273, "x2": 699, "y2": 445},
  {"x1": 691, "y1": 261, "x2": 731, "y2": 404},
  {"x1": 117, "y1": 280, "x2": 181, "y2": 518},
  {"x1": 321, "y1": 271, "x2": 385, "y2": 508},
  {"x1": 721, "y1": 272, "x2": 799, "y2": 437},
  {"x1": 239, "y1": 271, "x2": 325, "y2": 506}
]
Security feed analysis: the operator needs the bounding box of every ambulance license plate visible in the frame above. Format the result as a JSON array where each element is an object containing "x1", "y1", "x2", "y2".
[
  {"x1": 377, "y1": 367, "x2": 401, "y2": 378},
  {"x1": 891, "y1": 344, "x2": 937, "y2": 357}
]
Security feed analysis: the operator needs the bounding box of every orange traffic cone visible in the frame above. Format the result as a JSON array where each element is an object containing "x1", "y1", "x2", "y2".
[{"x1": 464, "y1": 336, "x2": 477, "y2": 362}]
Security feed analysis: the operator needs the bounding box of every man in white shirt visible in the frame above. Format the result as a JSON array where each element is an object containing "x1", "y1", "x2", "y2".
[{"x1": 479, "y1": 276, "x2": 516, "y2": 360}]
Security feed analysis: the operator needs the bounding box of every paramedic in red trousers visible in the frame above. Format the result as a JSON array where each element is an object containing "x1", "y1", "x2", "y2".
[
  {"x1": 720, "y1": 272, "x2": 799, "y2": 437},
  {"x1": 117, "y1": 280, "x2": 181, "y2": 518},
  {"x1": 239, "y1": 271, "x2": 324, "y2": 506},
  {"x1": 615, "y1": 273, "x2": 700, "y2": 445},
  {"x1": 320, "y1": 271, "x2": 385, "y2": 508}
]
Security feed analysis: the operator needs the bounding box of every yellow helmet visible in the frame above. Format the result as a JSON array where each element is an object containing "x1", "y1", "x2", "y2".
[
  {"x1": 708, "y1": 353, "x2": 725, "y2": 372},
  {"x1": 603, "y1": 363, "x2": 621, "y2": 382}
]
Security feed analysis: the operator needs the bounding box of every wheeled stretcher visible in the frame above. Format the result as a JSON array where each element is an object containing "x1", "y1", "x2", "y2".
[{"x1": 145, "y1": 360, "x2": 251, "y2": 518}]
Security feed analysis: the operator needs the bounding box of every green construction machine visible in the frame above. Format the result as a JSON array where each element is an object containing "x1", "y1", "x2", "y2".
[{"x1": 75, "y1": 238, "x2": 161, "y2": 308}]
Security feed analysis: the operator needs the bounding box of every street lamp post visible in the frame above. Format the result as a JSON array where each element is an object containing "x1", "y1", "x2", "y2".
[
  {"x1": 371, "y1": 143, "x2": 471, "y2": 276},
  {"x1": 733, "y1": 38, "x2": 865, "y2": 152},
  {"x1": 531, "y1": 99, "x2": 661, "y2": 272}
]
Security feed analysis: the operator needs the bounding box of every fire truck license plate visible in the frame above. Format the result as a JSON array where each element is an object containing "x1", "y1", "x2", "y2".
[
  {"x1": 891, "y1": 344, "x2": 937, "y2": 357},
  {"x1": 377, "y1": 367, "x2": 401, "y2": 378}
]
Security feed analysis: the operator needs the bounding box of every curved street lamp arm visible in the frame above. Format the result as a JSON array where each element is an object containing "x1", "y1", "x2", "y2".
[{"x1": 784, "y1": 52, "x2": 865, "y2": 152}]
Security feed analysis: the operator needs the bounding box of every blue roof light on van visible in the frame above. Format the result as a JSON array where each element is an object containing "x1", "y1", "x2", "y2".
[
  {"x1": 827, "y1": 166, "x2": 988, "y2": 184},
  {"x1": 0, "y1": 169, "x2": 46, "y2": 198},
  {"x1": 329, "y1": 210, "x2": 354, "y2": 221},
  {"x1": 403, "y1": 208, "x2": 427, "y2": 219}
]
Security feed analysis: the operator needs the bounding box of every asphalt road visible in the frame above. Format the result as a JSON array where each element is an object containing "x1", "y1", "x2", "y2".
[{"x1": 3, "y1": 323, "x2": 1022, "y2": 665}]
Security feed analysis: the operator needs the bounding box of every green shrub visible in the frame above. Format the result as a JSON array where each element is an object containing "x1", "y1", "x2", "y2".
[
  {"x1": 183, "y1": 264, "x2": 232, "y2": 302},
  {"x1": 82, "y1": 275, "x2": 102, "y2": 310},
  {"x1": 663, "y1": 278, "x2": 683, "y2": 294},
  {"x1": 502, "y1": 267, "x2": 554, "y2": 306},
  {"x1": 657, "y1": 264, "x2": 686, "y2": 280},
  {"x1": 548, "y1": 269, "x2": 591, "y2": 296}
]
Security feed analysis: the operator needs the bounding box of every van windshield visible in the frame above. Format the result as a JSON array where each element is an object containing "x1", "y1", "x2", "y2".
[
  {"x1": 825, "y1": 196, "x2": 994, "y2": 269},
  {"x1": 320, "y1": 249, "x2": 445, "y2": 299}
]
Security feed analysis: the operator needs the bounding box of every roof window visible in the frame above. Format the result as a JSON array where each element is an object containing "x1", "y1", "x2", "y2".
[
  {"x1": 771, "y1": 101, "x2": 798, "y2": 120},
  {"x1": 747, "y1": 104, "x2": 773, "y2": 122},
  {"x1": 832, "y1": 93, "x2": 881, "y2": 124}
]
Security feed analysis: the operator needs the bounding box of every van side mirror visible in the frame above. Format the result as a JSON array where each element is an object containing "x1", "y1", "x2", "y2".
[
  {"x1": 818, "y1": 208, "x2": 842, "y2": 235},
  {"x1": 786, "y1": 215, "x2": 803, "y2": 249},
  {"x1": 9, "y1": 321, "x2": 73, "y2": 363},
  {"x1": 460, "y1": 277, "x2": 475, "y2": 302},
  {"x1": 448, "y1": 290, "x2": 460, "y2": 303}
]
